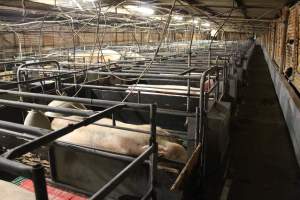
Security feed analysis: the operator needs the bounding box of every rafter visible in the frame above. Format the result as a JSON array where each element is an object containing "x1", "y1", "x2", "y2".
[{"x1": 234, "y1": 0, "x2": 249, "y2": 19}]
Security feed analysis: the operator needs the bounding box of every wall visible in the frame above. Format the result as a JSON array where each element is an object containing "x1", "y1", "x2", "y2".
[
  {"x1": 259, "y1": 3, "x2": 300, "y2": 94},
  {"x1": 0, "y1": 23, "x2": 253, "y2": 59},
  {"x1": 262, "y1": 45, "x2": 300, "y2": 167},
  {"x1": 0, "y1": 25, "x2": 212, "y2": 59},
  {"x1": 259, "y1": 2, "x2": 300, "y2": 166}
]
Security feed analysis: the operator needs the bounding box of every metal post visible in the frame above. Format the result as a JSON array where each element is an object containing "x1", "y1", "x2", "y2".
[
  {"x1": 112, "y1": 113, "x2": 116, "y2": 126},
  {"x1": 186, "y1": 25, "x2": 195, "y2": 115},
  {"x1": 215, "y1": 68, "x2": 220, "y2": 101},
  {"x1": 32, "y1": 164, "x2": 48, "y2": 200},
  {"x1": 138, "y1": 90, "x2": 141, "y2": 103},
  {"x1": 195, "y1": 107, "x2": 200, "y2": 147},
  {"x1": 149, "y1": 104, "x2": 157, "y2": 200}
]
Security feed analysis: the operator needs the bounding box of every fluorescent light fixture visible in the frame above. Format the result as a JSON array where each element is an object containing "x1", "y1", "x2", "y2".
[
  {"x1": 211, "y1": 29, "x2": 218, "y2": 37},
  {"x1": 71, "y1": 0, "x2": 83, "y2": 11},
  {"x1": 188, "y1": 19, "x2": 199, "y2": 24},
  {"x1": 126, "y1": 5, "x2": 154, "y2": 16},
  {"x1": 173, "y1": 15, "x2": 183, "y2": 21},
  {"x1": 202, "y1": 22, "x2": 210, "y2": 27}
]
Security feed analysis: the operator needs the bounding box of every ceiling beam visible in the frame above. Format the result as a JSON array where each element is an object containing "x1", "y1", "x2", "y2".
[
  {"x1": 197, "y1": 15, "x2": 273, "y2": 22},
  {"x1": 234, "y1": 0, "x2": 249, "y2": 19},
  {"x1": 182, "y1": 0, "x2": 219, "y2": 16},
  {"x1": 155, "y1": 3, "x2": 276, "y2": 10},
  {"x1": 205, "y1": 5, "x2": 277, "y2": 10}
]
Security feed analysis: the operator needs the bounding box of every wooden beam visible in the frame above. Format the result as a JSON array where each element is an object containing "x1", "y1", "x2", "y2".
[
  {"x1": 182, "y1": 0, "x2": 219, "y2": 16},
  {"x1": 234, "y1": 0, "x2": 249, "y2": 19}
]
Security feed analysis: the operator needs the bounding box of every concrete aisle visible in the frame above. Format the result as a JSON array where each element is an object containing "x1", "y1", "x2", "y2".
[{"x1": 228, "y1": 46, "x2": 300, "y2": 200}]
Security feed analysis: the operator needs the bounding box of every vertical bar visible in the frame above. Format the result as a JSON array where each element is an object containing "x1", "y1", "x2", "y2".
[
  {"x1": 138, "y1": 90, "x2": 141, "y2": 103},
  {"x1": 195, "y1": 107, "x2": 200, "y2": 147},
  {"x1": 222, "y1": 62, "x2": 226, "y2": 97},
  {"x1": 186, "y1": 25, "x2": 194, "y2": 115},
  {"x1": 112, "y1": 113, "x2": 116, "y2": 126},
  {"x1": 205, "y1": 92, "x2": 209, "y2": 112},
  {"x1": 215, "y1": 67, "x2": 220, "y2": 101},
  {"x1": 199, "y1": 70, "x2": 206, "y2": 173},
  {"x1": 149, "y1": 104, "x2": 157, "y2": 200},
  {"x1": 32, "y1": 164, "x2": 48, "y2": 200}
]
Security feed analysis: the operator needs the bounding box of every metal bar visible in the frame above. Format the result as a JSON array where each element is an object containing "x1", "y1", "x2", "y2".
[
  {"x1": 56, "y1": 141, "x2": 151, "y2": 164},
  {"x1": 138, "y1": 90, "x2": 141, "y2": 103},
  {"x1": 90, "y1": 145, "x2": 154, "y2": 200},
  {"x1": 122, "y1": 69, "x2": 185, "y2": 74},
  {"x1": 0, "y1": 120, "x2": 49, "y2": 136},
  {"x1": 17, "y1": 61, "x2": 60, "y2": 96},
  {"x1": 149, "y1": 104, "x2": 157, "y2": 199},
  {"x1": 32, "y1": 164, "x2": 48, "y2": 200},
  {"x1": 0, "y1": 99, "x2": 94, "y2": 117},
  {"x1": 0, "y1": 89, "x2": 150, "y2": 109},
  {"x1": 140, "y1": 187, "x2": 153, "y2": 200},
  {"x1": 63, "y1": 83, "x2": 201, "y2": 92},
  {"x1": 63, "y1": 83, "x2": 201, "y2": 97},
  {"x1": 0, "y1": 156, "x2": 33, "y2": 178},
  {"x1": 4, "y1": 104, "x2": 125, "y2": 159},
  {"x1": 0, "y1": 128, "x2": 37, "y2": 140},
  {"x1": 0, "y1": 89, "x2": 196, "y2": 117},
  {"x1": 178, "y1": 67, "x2": 197, "y2": 75},
  {"x1": 129, "y1": 78, "x2": 200, "y2": 83},
  {"x1": 19, "y1": 69, "x2": 202, "y2": 80},
  {"x1": 195, "y1": 107, "x2": 200, "y2": 146}
]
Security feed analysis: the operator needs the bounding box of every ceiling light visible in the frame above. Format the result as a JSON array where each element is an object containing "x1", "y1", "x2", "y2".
[
  {"x1": 71, "y1": 0, "x2": 83, "y2": 11},
  {"x1": 202, "y1": 22, "x2": 210, "y2": 27},
  {"x1": 211, "y1": 29, "x2": 218, "y2": 37},
  {"x1": 173, "y1": 15, "x2": 183, "y2": 21},
  {"x1": 188, "y1": 19, "x2": 199, "y2": 24},
  {"x1": 126, "y1": 5, "x2": 154, "y2": 16}
]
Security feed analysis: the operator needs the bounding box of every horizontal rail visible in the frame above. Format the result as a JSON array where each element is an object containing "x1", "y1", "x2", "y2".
[
  {"x1": 0, "y1": 120, "x2": 49, "y2": 136},
  {"x1": 0, "y1": 99, "x2": 95, "y2": 117},
  {"x1": 0, "y1": 89, "x2": 150, "y2": 109}
]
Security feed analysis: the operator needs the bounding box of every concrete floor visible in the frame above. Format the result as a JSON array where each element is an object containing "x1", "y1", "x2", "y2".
[{"x1": 228, "y1": 46, "x2": 300, "y2": 200}]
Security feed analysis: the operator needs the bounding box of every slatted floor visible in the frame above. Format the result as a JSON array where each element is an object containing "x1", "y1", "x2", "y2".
[{"x1": 228, "y1": 46, "x2": 300, "y2": 200}]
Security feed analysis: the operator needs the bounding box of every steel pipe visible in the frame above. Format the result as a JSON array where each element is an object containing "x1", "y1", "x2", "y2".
[
  {"x1": 0, "y1": 120, "x2": 49, "y2": 136},
  {"x1": 0, "y1": 99, "x2": 95, "y2": 117}
]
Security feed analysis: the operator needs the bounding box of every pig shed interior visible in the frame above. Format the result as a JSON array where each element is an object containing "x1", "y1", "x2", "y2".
[{"x1": 0, "y1": 0, "x2": 299, "y2": 200}]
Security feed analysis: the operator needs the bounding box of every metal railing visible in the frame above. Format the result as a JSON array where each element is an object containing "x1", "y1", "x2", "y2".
[
  {"x1": 198, "y1": 65, "x2": 224, "y2": 175},
  {"x1": 0, "y1": 99, "x2": 158, "y2": 200}
]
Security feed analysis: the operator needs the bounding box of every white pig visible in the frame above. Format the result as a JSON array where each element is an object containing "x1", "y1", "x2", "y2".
[
  {"x1": 0, "y1": 180, "x2": 35, "y2": 200},
  {"x1": 51, "y1": 116, "x2": 188, "y2": 162}
]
